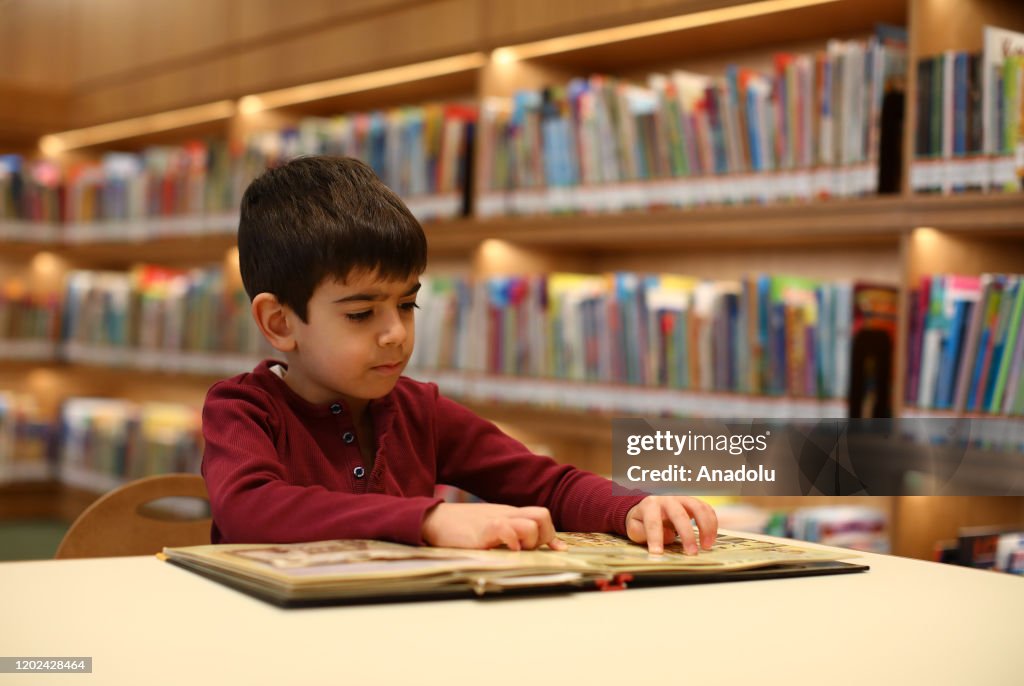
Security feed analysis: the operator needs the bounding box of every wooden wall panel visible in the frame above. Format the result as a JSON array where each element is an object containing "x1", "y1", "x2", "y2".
[
  {"x1": 0, "y1": 0, "x2": 72, "y2": 91},
  {"x1": 225, "y1": 0, "x2": 419, "y2": 43},
  {"x1": 71, "y1": 57, "x2": 234, "y2": 126},
  {"x1": 63, "y1": 0, "x2": 484, "y2": 124},
  {"x1": 71, "y1": 0, "x2": 231, "y2": 86},
  {"x1": 483, "y1": 0, "x2": 717, "y2": 45},
  {"x1": 911, "y1": 0, "x2": 1024, "y2": 57},
  {"x1": 0, "y1": 84, "x2": 69, "y2": 145},
  {"x1": 227, "y1": 0, "x2": 484, "y2": 94}
]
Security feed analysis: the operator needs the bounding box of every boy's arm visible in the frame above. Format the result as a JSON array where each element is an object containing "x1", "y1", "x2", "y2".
[
  {"x1": 432, "y1": 390, "x2": 646, "y2": 536},
  {"x1": 202, "y1": 383, "x2": 442, "y2": 545}
]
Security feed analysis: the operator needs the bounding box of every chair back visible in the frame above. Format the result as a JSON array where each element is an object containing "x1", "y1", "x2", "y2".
[{"x1": 55, "y1": 473, "x2": 210, "y2": 559}]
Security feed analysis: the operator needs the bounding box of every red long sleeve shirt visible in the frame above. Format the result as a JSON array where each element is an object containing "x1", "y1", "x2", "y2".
[{"x1": 201, "y1": 360, "x2": 645, "y2": 545}]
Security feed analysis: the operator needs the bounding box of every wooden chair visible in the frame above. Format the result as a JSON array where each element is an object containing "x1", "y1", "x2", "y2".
[{"x1": 55, "y1": 473, "x2": 211, "y2": 559}]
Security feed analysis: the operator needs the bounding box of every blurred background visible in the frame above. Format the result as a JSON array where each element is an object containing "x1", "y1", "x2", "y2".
[{"x1": 1, "y1": 0, "x2": 1023, "y2": 571}]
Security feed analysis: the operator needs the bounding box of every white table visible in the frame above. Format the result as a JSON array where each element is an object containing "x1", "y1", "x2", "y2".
[{"x1": 1, "y1": 532, "x2": 1022, "y2": 685}]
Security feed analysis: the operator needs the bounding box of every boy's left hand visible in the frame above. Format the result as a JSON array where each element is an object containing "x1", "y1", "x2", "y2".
[{"x1": 625, "y1": 496, "x2": 718, "y2": 555}]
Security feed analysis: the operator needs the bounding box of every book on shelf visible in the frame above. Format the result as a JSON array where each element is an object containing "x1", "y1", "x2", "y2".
[
  {"x1": 994, "y1": 532, "x2": 1024, "y2": 574},
  {"x1": 907, "y1": 273, "x2": 1024, "y2": 416},
  {"x1": 59, "y1": 265, "x2": 270, "y2": 363},
  {"x1": 848, "y1": 282, "x2": 899, "y2": 418},
  {"x1": 788, "y1": 505, "x2": 889, "y2": 554},
  {"x1": 912, "y1": 25, "x2": 1024, "y2": 194},
  {"x1": 160, "y1": 531, "x2": 867, "y2": 607},
  {"x1": 0, "y1": 391, "x2": 53, "y2": 483},
  {"x1": 954, "y1": 525, "x2": 1024, "y2": 571},
  {"x1": 0, "y1": 277, "x2": 60, "y2": 348},
  {"x1": 58, "y1": 397, "x2": 202, "y2": 490},
  {"x1": 3, "y1": 101, "x2": 477, "y2": 235},
  {"x1": 477, "y1": 28, "x2": 906, "y2": 217},
  {"x1": 411, "y1": 271, "x2": 895, "y2": 414}
]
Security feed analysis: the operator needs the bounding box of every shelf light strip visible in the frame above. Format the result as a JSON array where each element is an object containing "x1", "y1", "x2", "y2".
[
  {"x1": 40, "y1": 100, "x2": 236, "y2": 155},
  {"x1": 492, "y1": 0, "x2": 844, "y2": 62},
  {"x1": 238, "y1": 52, "x2": 488, "y2": 113},
  {"x1": 39, "y1": 52, "x2": 488, "y2": 153}
]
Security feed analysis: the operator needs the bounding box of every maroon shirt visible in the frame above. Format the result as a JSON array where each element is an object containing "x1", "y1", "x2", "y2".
[{"x1": 202, "y1": 360, "x2": 645, "y2": 544}]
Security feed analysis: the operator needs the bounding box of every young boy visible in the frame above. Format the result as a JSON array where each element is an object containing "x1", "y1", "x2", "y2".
[{"x1": 202, "y1": 156, "x2": 717, "y2": 554}]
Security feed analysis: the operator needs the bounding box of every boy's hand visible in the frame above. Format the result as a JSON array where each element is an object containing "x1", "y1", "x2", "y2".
[
  {"x1": 625, "y1": 496, "x2": 718, "y2": 555},
  {"x1": 421, "y1": 503, "x2": 568, "y2": 551}
]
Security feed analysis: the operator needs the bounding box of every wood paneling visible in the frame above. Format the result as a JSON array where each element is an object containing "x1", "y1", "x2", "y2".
[
  {"x1": 484, "y1": 0, "x2": 706, "y2": 46},
  {"x1": 71, "y1": 57, "x2": 234, "y2": 126},
  {"x1": 911, "y1": 0, "x2": 1024, "y2": 57},
  {"x1": 225, "y1": 0, "x2": 418, "y2": 43},
  {"x1": 227, "y1": 0, "x2": 483, "y2": 94},
  {"x1": 0, "y1": 84, "x2": 69, "y2": 146},
  {"x1": 64, "y1": 0, "x2": 484, "y2": 125},
  {"x1": 71, "y1": 0, "x2": 231, "y2": 86},
  {"x1": 0, "y1": 0, "x2": 72, "y2": 91}
]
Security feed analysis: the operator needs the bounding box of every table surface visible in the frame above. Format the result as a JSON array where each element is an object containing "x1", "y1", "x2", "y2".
[{"x1": 1, "y1": 531, "x2": 1022, "y2": 686}]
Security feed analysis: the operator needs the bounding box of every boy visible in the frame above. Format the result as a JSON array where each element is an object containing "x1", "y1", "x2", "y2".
[{"x1": 202, "y1": 156, "x2": 717, "y2": 554}]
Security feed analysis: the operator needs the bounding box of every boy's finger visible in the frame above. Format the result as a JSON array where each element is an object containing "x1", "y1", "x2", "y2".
[
  {"x1": 663, "y1": 501, "x2": 698, "y2": 554},
  {"x1": 684, "y1": 498, "x2": 719, "y2": 549},
  {"x1": 546, "y1": 536, "x2": 568, "y2": 551},
  {"x1": 661, "y1": 500, "x2": 697, "y2": 553},
  {"x1": 517, "y1": 506, "x2": 561, "y2": 550},
  {"x1": 643, "y1": 506, "x2": 665, "y2": 555},
  {"x1": 489, "y1": 520, "x2": 521, "y2": 551},
  {"x1": 509, "y1": 517, "x2": 540, "y2": 550}
]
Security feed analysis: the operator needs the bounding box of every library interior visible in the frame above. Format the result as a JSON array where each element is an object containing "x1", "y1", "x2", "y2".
[{"x1": 1, "y1": 0, "x2": 1024, "y2": 576}]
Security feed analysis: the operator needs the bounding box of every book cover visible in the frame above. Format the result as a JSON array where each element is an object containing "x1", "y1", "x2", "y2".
[
  {"x1": 952, "y1": 274, "x2": 992, "y2": 411},
  {"x1": 966, "y1": 275, "x2": 1006, "y2": 411},
  {"x1": 982, "y1": 25, "x2": 1024, "y2": 160},
  {"x1": 933, "y1": 275, "x2": 981, "y2": 410},
  {"x1": 986, "y1": 276, "x2": 1023, "y2": 412},
  {"x1": 849, "y1": 282, "x2": 899, "y2": 417}
]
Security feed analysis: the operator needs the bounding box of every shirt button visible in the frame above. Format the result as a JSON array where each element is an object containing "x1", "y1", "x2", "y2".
[
  {"x1": 342, "y1": 432, "x2": 355, "y2": 444},
  {"x1": 330, "y1": 403, "x2": 342, "y2": 415},
  {"x1": 353, "y1": 466, "x2": 366, "y2": 479}
]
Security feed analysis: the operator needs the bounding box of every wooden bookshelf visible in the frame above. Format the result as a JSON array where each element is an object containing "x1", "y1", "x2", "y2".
[{"x1": 2, "y1": 0, "x2": 1024, "y2": 564}]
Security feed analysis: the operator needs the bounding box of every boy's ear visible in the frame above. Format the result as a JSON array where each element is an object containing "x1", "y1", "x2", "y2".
[{"x1": 252, "y1": 293, "x2": 298, "y2": 353}]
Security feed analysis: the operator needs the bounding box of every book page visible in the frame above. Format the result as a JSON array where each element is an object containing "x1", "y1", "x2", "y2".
[{"x1": 557, "y1": 532, "x2": 855, "y2": 571}]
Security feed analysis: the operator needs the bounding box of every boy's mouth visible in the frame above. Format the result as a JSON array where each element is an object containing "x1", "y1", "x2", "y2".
[{"x1": 371, "y1": 361, "x2": 404, "y2": 373}]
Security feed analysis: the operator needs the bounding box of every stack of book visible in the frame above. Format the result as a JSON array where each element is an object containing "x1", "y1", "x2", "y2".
[
  {"x1": 937, "y1": 526, "x2": 1024, "y2": 573},
  {"x1": 477, "y1": 29, "x2": 907, "y2": 217},
  {"x1": 910, "y1": 25, "x2": 1024, "y2": 194},
  {"x1": 0, "y1": 391, "x2": 53, "y2": 483},
  {"x1": 243, "y1": 104, "x2": 477, "y2": 221},
  {"x1": 411, "y1": 272, "x2": 898, "y2": 403},
  {"x1": 906, "y1": 273, "x2": 1024, "y2": 416},
  {"x1": 0, "y1": 155, "x2": 62, "y2": 230},
  {"x1": 788, "y1": 505, "x2": 890, "y2": 553},
  {"x1": 0, "y1": 278, "x2": 60, "y2": 360},
  {"x1": 60, "y1": 265, "x2": 270, "y2": 371},
  {"x1": 2, "y1": 101, "x2": 477, "y2": 238},
  {"x1": 58, "y1": 397, "x2": 203, "y2": 491}
]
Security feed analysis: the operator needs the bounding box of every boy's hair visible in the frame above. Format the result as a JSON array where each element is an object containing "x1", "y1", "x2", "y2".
[{"x1": 238, "y1": 155, "x2": 427, "y2": 322}]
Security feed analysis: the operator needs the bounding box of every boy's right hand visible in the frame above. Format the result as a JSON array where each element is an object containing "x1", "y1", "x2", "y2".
[{"x1": 421, "y1": 503, "x2": 568, "y2": 551}]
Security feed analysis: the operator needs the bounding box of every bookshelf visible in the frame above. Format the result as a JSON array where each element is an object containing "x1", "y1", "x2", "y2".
[{"x1": 2, "y1": 0, "x2": 1024, "y2": 562}]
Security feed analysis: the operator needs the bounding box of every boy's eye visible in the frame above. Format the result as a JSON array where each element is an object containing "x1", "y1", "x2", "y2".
[
  {"x1": 400, "y1": 301, "x2": 420, "y2": 312},
  {"x1": 345, "y1": 310, "x2": 372, "y2": 322}
]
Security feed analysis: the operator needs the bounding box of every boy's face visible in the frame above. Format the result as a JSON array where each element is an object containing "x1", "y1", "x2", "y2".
[{"x1": 284, "y1": 269, "x2": 420, "y2": 408}]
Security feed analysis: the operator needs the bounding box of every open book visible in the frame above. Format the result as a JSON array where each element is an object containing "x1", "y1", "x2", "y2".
[{"x1": 161, "y1": 532, "x2": 867, "y2": 607}]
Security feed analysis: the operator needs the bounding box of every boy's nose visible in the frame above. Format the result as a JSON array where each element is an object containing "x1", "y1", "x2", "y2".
[{"x1": 378, "y1": 313, "x2": 407, "y2": 346}]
